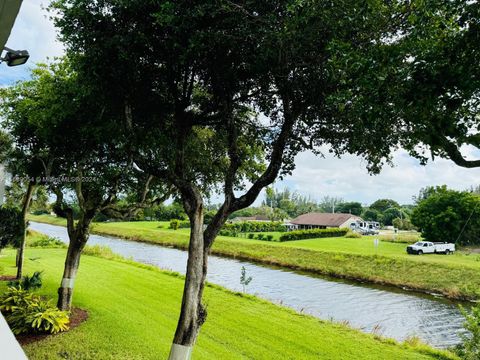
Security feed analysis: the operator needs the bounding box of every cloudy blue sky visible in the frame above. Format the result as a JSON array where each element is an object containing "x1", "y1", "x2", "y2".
[{"x1": 2, "y1": 1, "x2": 480, "y2": 205}]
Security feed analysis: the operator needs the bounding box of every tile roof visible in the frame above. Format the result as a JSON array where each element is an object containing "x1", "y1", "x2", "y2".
[{"x1": 290, "y1": 212, "x2": 361, "y2": 227}]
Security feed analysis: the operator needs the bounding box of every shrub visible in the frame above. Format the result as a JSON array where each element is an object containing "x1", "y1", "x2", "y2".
[
  {"x1": 83, "y1": 245, "x2": 120, "y2": 260},
  {"x1": 266, "y1": 235, "x2": 274, "y2": 241},
  {"x1": 455, "y1": 305, "x2": 480, "y2": 360},
  {"x1": 8, "y1": 271, "x2": 43, "y2": 291},
  {"x1": 169, "y1": 219, "x2": 190, "y2": 230},
  {"x1": 279, "y1": 228, "x2": 349, "y2": 242},
  {"x1": 219, "y1": 229, "x2": 239, "y2": 237},
  {"x1": 345, "y1": 231, "x2": 361, "y2": 238},
  {"x1": 223, "y1": 221, "x2": 286, "y2": 233},
  {"x1": 392, "y1": 217, "x2": 417, "y2": 231},
  {"x1": 247, "y1": 233, "x2": 255, "y2": 239},
  {"x1": 29, "y1": 235, "x2": 65, "y2": 248},
  {"x1": 0, "y1": 287, "x2": 69, "y2": 335},
  {"x1": 0, "y1": 287, "x2": 34, "y2": 313},
  {"x1": 170, "y1": 219, "x2": 180, "y2": 230},
  {"x1": 256, "y1": 234, "x2": 265, "y2": 240},
  {"x1": 32, "y1": 210, "x2": 49, "y2": 216}
]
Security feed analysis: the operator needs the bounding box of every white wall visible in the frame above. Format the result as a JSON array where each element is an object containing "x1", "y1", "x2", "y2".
[
  {"x1": 339, "y1": 217, "x2": 360, "y2": 229},
  {"x1": 0, "y1": 312, "x2": 28, "y2": 359}
]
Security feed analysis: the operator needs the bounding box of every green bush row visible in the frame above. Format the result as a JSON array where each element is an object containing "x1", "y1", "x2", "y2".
[
  {"x1": 279, "y1": 228, "x2": 349, "y2": 242},
  {"x1": 247, "y1": 233, "x2": 275, "y2": 241},
  {"x1": 223, "y1": 221, "x2": 286, "y2": 233}
]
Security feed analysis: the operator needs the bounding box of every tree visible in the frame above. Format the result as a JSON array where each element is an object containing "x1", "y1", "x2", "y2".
[
  {"x1": 362, "y1": 208, "x2": 383, "y2": 223},
  {"x1": 0, "y1": 206, "x2": 23, "y2": 255},
  {"x1": 369, "y1": 199, "x2": 400, "y2": 213},
  {"x1": 411, "y1": 187, "x2": 480, "y2": 245},
  {"x1": 336, "y1": 202, "x2": 363, "y2": 216},
  {"x1": 5, "y1": 181, "x2": 50, "y2": 214},
  {"x1": 51, "y1": 1, "x2": 402, "y2": 357},
  {"x1": 318, "y1": 196, "x2": 345, "y2": 213},
  {"x1": 370, "y1": 1, "x2": 480, "y2": 171},
  {"x1": 382, "y1": 207, "x2": 406, "y2": 226},
  {"x1": 1, "y1": 60, "x2": 163, "y2": 310},
  {"x1": 0, "y1": 65, "x2": 61, "y2": 279},
  {"x1": 392, "y1": 217, "x2": 415, "y2": 231}
]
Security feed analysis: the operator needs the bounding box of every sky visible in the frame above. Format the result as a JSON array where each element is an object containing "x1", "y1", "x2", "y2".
[{"x1": 2, "y1": 1, "x2": 480, "y2": 206}]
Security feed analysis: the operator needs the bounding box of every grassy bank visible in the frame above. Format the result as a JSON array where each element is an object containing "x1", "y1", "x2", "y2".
[
  {"x1": 0, "y1": 247, "x2": 457, "y2": 359},
  {"x1": 30, "y1": 215, "x2": 480, "y2": 300}
]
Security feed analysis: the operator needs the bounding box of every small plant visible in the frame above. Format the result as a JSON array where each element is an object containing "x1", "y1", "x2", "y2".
[
  {"x1": 0, "y1": 287, "x2": 70, "y2": 335},
  {"x1": 240, "y1": 266, "x2": 253, "y2": 293},
  {"x1": 8, "y1": 271, "x2": 43, "y2": 291},
  {"x1": 455, "y1": 304, "x2": 480, "y2": 360},
  {"x1": 83, "y1": 245, "x2": 120, "y2": 260},
  {"x1": 0, "y1": 287, "x2": 35, "y2": 312},
  {"x1": 266, "y1": 235, "x2": 274, "y2": 241},
  {"x1": 247, "y1": 233, "x2": 255, "y2": 239},
  {"x1": 169, "y1": 219, "x2": 180, "y2": 230},
  {"x1": 256, "y1": 234, "x2": 265, "y2": 240},
  {"x1": 345, "y1": 231, "x2": 361, "y2": 238},
  {"x1": 29, "y1": 236, "x2": 66, "y2": 248}
]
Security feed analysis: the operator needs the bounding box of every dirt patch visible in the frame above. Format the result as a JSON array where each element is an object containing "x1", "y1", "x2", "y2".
[
  {"x1": 0, "y1": 275, "x2": 16, "y2": 281},
  {"x1": 16, "y1": 308, "x2": 89, "y2": 345}
]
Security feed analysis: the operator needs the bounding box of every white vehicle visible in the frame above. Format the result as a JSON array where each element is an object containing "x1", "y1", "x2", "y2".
[
  {"x1": 350, "y1": 221, "x2": 379, "y2": 235},
  {"x1": 406, "y1": 241, "x2": 455, "y2": 255}
]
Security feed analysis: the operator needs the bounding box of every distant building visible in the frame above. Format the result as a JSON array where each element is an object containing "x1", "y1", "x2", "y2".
[
  {"x1": 287, "y1": 212, "x2": 362, "y2": 230},
  {"x1": 230, "y1": 215, "x2": 270, "y2": 223}
]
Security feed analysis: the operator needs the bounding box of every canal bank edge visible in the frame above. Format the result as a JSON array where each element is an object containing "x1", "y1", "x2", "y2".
[{"x1": 28, "y1": 216, "x2": 480, "y2": 302}]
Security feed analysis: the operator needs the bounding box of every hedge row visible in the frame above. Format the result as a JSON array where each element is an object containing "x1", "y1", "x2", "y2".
[
  {"x1": 223, "y1": 221, "x2": 286, "y2": 233},
  {"x1": 279, "y1": 228, "x2": 349, "y2": 242}
]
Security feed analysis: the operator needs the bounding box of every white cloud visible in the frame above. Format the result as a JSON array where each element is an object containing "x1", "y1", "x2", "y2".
[
  {"x1": 274, "y1": 147, "x2": 480, "y2": 205},
  {"x1": 0, "y1": 0, "x2": 64, "y2": 85}
]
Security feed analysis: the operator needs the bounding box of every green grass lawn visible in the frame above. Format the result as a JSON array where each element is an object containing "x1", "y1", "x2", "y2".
[
  {"x1": 29, "y1": 215, "x2": 480, "y2": 300},
  {"x1": 0, "y1": 247, "x2": 457, "y2": 360}
]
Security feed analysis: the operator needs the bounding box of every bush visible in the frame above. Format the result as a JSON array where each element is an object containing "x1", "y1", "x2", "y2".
[
  {"x1": 169, "y1": 219, "x2": 190, "y2": 230},
  {"x1": 256, "y1": 234, "x2": 265, "y2": 240},
  {"x1": 345, "y1": 231, "x2": 362, "y2": 238},
  {"x1": 0, "y1": 287, "x2": 70, "y2": 335},
  {"x1": 83, "y1": 245, "x2": 121, "y2": 260},
  {"x1": 266, "y1": 235, "x2": 274, "y2": 241},
  {"x1": 169, "y1": 219, "x2": 180, "y2": 230},
  {"x1": 247, "y1": 233, "x2": 255, "y2": 239},
  {"x1": 8, "y1": 271, "x2": 43, "y2": 291},
  {"x1": 392, "y1": 217, "x2": 416, "y2": 231},
  {"x1": 29, "y1": 235, "x2": 65, "y2": 248},
  {"x1": 279, "y1": 228, "x2": 349, "y2": 242},
  {"x1": 32, "y1": 209, "x2": 49, "y2": 216},
  {"x1": 223, "y1": 221, "x2": 286, "y2": 233},
  {"x1": 219, "y1": 230, "x2": 238, "y2": 237},
  {"x1": 455, "y1": 305, "x2": 480, "y2": 360}
]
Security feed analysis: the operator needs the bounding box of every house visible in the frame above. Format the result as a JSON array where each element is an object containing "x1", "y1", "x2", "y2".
[
  {"x1": 230, "y1": 215, "x2": 270, "y2": 223},
  {"x1": 287, "y1": 212, "x2": 363, "y2": 230}
]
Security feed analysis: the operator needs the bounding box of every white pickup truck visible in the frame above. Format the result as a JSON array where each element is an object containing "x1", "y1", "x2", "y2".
[{"x1": 406, "y1": 241, "x2": 455, "y2": 255}]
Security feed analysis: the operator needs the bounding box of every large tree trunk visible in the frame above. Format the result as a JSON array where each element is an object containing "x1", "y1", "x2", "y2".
[
  {"x1": 57, "y1": 219, "x2": 90, "y2": 311},
  {"x1": 168, "y1": 207, "x2": 208, "y2": 360},
  {"x1": 16, "y1": 182, "x2": 35, "y2": 280}
]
